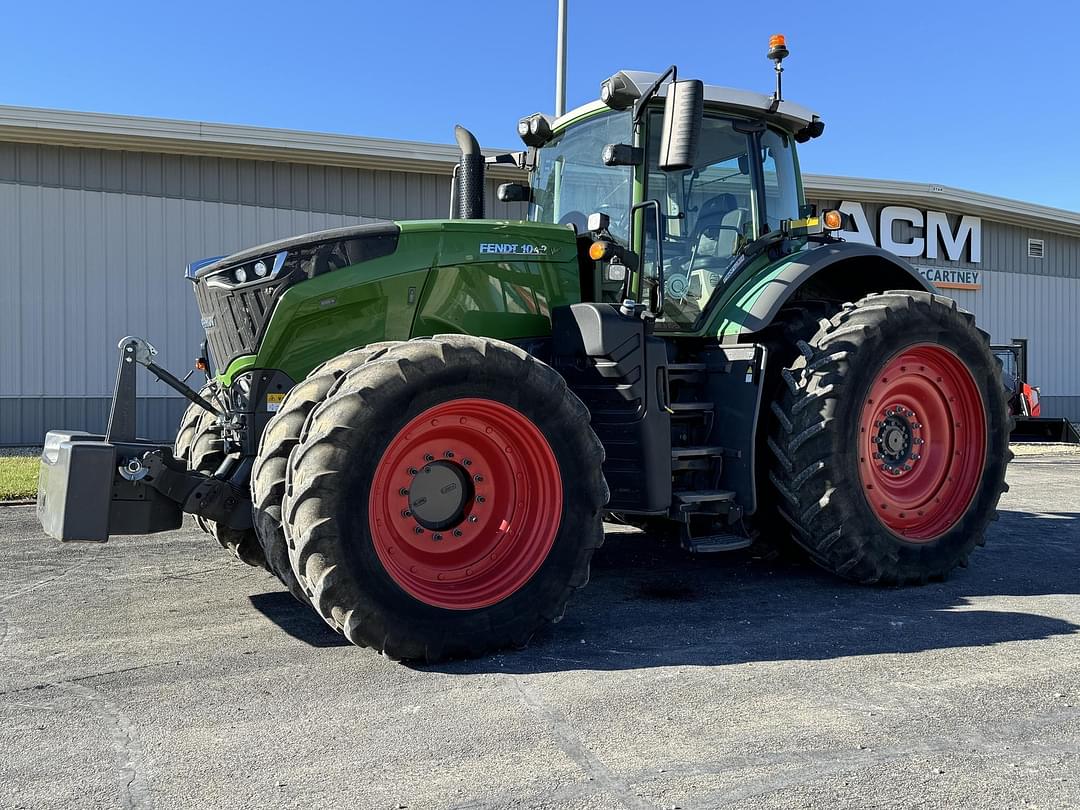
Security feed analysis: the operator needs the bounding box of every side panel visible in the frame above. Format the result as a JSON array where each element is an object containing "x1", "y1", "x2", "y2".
[
  {"x1": 552, "y1": 304, "x2": 672, "y2": 513},
  {"x1": 412, "y1": 221, "x2": 582, "y2": 340},
  {"x1": 254, "y1": 266, "x2": 430, "y2": 383}
]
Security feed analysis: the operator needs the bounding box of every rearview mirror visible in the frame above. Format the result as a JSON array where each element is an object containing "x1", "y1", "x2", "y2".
[
  {"x1": 658, "y1": 79, "x2": 703, "y2": 172},
  {"x1": 496, "y1": 182, "x2": 531, "y2": 203}
]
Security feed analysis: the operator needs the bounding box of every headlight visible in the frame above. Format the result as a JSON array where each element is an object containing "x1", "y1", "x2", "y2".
[{"x1": 203, "y1": 250, "x2": 287, "y2": 290}]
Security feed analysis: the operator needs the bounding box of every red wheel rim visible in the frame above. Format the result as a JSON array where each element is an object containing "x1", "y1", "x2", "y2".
[
  {"x1": 857, "y1": 344, "x2": 986, "y2": 542},
  {"x1": 368, "y1": 398, "x2": 563, "y2": 610}
]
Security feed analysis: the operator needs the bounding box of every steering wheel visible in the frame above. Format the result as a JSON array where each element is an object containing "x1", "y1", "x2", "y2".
[{"x1": 674, "y1": 225, "x2": 746, "y2": 306}]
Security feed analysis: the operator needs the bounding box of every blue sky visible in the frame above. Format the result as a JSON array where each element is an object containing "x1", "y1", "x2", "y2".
[{"x1": 2, "y1": 0, "x2": 1075, "y2": 210}]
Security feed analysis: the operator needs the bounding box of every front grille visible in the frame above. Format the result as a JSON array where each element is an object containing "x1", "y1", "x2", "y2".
[{"x1": 193, "y1": 275, "x2": 283, "y2": 369}]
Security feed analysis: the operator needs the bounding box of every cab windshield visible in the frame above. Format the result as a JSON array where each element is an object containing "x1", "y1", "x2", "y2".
[
  {"x1": 644, "y1": 112, "x2": 802, "y2": 327},
  {"x1": 527, "y1": 110, "x2": 633, "y2": 242}
]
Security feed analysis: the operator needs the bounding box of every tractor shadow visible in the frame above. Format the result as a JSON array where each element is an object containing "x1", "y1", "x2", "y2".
[
  {"x1": 428, "y1": 508, "x2": 1080, "y2": 674},
  {"x1": 248, "y1": 591, "x2": 351, "y2": 647}
]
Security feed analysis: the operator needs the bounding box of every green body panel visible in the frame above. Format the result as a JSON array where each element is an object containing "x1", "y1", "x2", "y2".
[
  {"x1": 218, "y1": 355, "x2": 258, "y2": 388},
  {"x1": 700, "y1": 249, "x2": 805, "y2": 339},
  {"x1": 410, "y1": 221, "x2": 581, "y2": 340},
  {"x1": 223, "y1": 219, "x2": 581, "y2": 385}
]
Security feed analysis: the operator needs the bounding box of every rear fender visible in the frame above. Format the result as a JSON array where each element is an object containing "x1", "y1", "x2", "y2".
[{"x1": 715, "y1": 242, "x2": 932, "y2": 342}]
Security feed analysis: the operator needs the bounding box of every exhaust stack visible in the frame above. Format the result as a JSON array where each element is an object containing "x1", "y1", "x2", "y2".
[{"x1": 451, "y1": 125, "x2": 485, "y2": 220}]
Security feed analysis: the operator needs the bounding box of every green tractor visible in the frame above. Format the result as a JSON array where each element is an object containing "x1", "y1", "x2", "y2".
[{"x1": 37, "y1": 43, "x2": 1010, "y2": 662}]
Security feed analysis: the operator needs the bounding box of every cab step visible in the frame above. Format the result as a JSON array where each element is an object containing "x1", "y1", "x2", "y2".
[
  {"x1": 667, "y1": 362, "x2": 708, "y2": 382},
  {"x1": 668, "y1": 401, "x2": 714, "y2": 416},
  {"x1": 670, "y1": 445, "x2": 726, "y2": 472},
  {"x1": 682, "y1": 532, "x2": 753, "y2": 554},
  {"x1": 673, "y1": 489, "x2": 737, "y2": 506}
]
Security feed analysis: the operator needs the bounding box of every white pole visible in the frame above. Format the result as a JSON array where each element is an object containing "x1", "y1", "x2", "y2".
[{"x1": 555, "y1": 0, "x2": 567, "y2": 117}]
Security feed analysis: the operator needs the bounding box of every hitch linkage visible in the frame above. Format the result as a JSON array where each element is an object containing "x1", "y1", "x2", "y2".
[{"x1": 107, "y1": 336, "x2": 221, "y2": 444}]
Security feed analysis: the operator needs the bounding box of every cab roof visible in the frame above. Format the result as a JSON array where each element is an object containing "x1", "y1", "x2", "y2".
[{"x1": 553, "y1": 69, "x2": 821, "y2": 135}]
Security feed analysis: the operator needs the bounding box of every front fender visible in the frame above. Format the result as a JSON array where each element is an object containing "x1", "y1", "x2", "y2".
[{"x1": 713, "y1": 242, "x2": 932, "y2": 342}]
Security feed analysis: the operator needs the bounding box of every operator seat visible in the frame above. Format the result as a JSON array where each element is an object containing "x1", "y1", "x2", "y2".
[{"x1": 689, "y1": 193, "x2": 750, "y2": 266}]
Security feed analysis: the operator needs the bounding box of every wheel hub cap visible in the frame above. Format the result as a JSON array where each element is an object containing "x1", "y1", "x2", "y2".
[
  {"x1": 408, "y1": 461, "x2": 473, "y2": 531},
  {"x1": 874, "y1": 407, "x2": 922, "y2": 474}
]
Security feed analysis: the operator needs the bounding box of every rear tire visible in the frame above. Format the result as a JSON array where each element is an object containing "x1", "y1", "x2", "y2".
[
  {"x1": 174, "y1": 386, "x2": 265, "y2": 568},
  {"x1": 282, "y1": 335, "x2": 608, "y2": 662},
  {"x1": 768, "y1": 291, "x2": 1010, "y2": 583},
  {"x1": 252, "y1": 344, "x2": 396, "y2": 603}
]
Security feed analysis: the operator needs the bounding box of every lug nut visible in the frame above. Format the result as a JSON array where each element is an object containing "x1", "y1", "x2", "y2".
[
  {"x1": 444, "y1": 450, "x2": 455, "y2": 458},
  {"x1": 474, "y1": 474, "x2": 484, "y2": 483},
  {"x1": 433, "y1": 533, "x2": 443, "y2": 542},
  {"x1": 424, "y1": 453, "x2": 434, "y2": 462},
  {"x1": 913, "y1": 454, "x2": 922, "y2": 461},
  {"x1": 401, "y1": 509, "x2": 412, "y2": 518},
  {"x1": 452, "y1": 529, "x2": 463, "y2": 537},
  {"x1": 399, "y1": 487, "x2": 409, "y2": 496},
  {"x1": 414, "y1": 526, "x2": 424, "y2": 535},
  {"x1": 476, "y1": 495, "x2": 486, "y2": 504},
  {"x1": 462, "y1": 458, "x2": 472, "y2": 467},
  {"x1": 468, "y1": 515, "x2": 479, "y2": 523},
  {"x1": 408, "y1": 467, "x2": 418, "y2": 476}
]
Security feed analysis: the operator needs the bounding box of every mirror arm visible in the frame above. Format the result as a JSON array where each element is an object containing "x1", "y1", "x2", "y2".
[{"x1": 632, "y1": 64, "x2": 677, "y2": 123}]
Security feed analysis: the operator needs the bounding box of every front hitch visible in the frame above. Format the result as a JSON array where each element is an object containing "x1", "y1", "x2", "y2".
[{"x1": 37, "y1": 337, "x2": 252, "y2": 542}]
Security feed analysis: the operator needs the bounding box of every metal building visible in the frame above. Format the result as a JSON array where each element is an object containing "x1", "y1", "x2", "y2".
[{"x1": 1, "y1": 105, "x2": 1077, "y2": 444}]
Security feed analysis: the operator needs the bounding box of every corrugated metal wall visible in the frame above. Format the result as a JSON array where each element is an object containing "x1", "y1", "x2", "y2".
[
  {"x1": 810, "y1": 197, "x2": 1080, "y2": 421},
  {"x1": 0, "y1": 142, "x2": 526, "y2": 444},
  {"x1": 1, "y1": 142, "x2": 1077, "y2": 444}
]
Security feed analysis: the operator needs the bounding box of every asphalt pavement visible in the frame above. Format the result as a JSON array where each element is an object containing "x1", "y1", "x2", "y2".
[{"x1": 0, "y1": 454, "x2": 1077, "y2": 809}]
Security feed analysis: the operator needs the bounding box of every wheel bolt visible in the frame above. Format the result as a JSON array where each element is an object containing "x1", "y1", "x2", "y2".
[
  {"x1": 414, "y1": 526, "x2": 424, "y2": 535},
  {"x1": 424, "y1": 453, "x2": 434, "y2": 462},
  {"x1": 444, "y1": 450, "x2": 455, "y2": 458},
  {"x1": 463, "y1": 458, "x2": 472, "y2": 467},
  {"x1": 913, "y1": 454, "x2": 921, "y2": 461},
  {"x1": 873, "y1": 452, "x2": 882, "y2": 459},
  {"x1": 468, "y1": 515, "x2": 479, "y2": 523},
  {"x1": 474, "y1": 474, "x2": 484, "y2": 483},
  {"x1": 903, "y1": 464, "x2": 912, "y2": 471},
  {"x1": 476, "y1": 495, "x2": 486, "y2": 504},
  {"x1": 453, "y1": 529, "x2": 463, "y2": 537},
  {"x1": 433, "y1": 533, "x2": 443, "y2": 542},
  {"x1": 914, "y1": 423, "x2": 923, "y2": 429},
  {"x1": 398, "y1": 488, "x2": 408, "y2": 496},
  {"x1": 401, "y1": 509, "x2": 412, "y2": 518},
  {"x1": 408, "y1": 467, "x2": 418, "y2": 476}
]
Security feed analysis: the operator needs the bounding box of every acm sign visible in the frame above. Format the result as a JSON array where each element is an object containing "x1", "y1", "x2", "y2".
[{"x1": 837, "y1": 201, "x2": 983, "y2": 290}]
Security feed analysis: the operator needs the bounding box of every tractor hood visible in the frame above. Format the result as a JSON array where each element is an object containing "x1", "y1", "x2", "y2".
[{"x1": 190, "y1": 219, "x2": 579, "y2": 380}]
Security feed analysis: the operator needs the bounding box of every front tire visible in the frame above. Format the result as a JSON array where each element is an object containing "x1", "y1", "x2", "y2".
[
  {"x1": 282, "y1": 335, "x2": 608, "y2": 662},
  {"x1": 251, "y1": 344, "x2": 396, "y2": 603},
  {"x1": 768, "y1": 291, "x2": 1010, "y2": 583}
]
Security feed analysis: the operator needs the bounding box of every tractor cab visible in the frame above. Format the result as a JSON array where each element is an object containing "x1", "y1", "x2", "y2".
[{"x1": 510, "y1": 60, "x2": 826, "y2": 329}]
